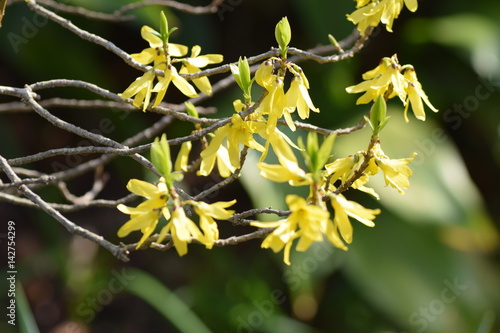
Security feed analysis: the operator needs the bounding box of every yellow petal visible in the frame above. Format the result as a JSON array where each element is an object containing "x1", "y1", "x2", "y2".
[
  {"x1": 126, "y1": 179, "x2": 161, "y2": 198},
  {"x1": 174, "y1": 141, "x2": 192, "y2": 172},
  {"x1": 141, "y1": 25, "x2": 162, "y2": 48},
  {"x1": 171, "y1": 68, "x2": 198, "y2": 97},
  {"x1": 131, "y1": 48, "x2": 157, "y2": 65}
]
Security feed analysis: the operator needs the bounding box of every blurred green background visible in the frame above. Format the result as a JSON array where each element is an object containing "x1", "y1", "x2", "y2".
[{"x1": 1, "y1": 0, "x2": 499, "y2": 332}]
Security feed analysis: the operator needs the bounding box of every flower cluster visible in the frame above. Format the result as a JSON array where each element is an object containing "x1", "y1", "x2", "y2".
[
  {"x1": 117, "y1": 135, "x2": 235, "y2": 256},
  {"x1": 117, "y1": 10, "x2": 435, "y2": 265},
  {"x1": 346, "y1": 54, "x2": 438, "y2": 122},
  {"x1": 120, "y1": 16, "x2": 222, "y2": 111},
  {"x1": 347, "y1": 0, "x2": 418, "y2": 35}
]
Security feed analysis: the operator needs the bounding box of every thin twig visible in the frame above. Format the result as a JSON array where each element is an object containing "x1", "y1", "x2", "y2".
[{"x1": 0, "y1": 154, "x2": 129, "y2": 261}]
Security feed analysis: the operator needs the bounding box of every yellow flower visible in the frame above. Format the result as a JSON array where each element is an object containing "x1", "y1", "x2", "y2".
[
  {"x1": 329, "y1": 193, "x2": 380, "y2": 244},
  {"x1": 121, "y1": 25, "x2": 200, "y2": 110},
  {"x1": 255, "y1": 60, "x2": 274, "y2": 89},
  {"x1": 192, "y1": 200, "x2": 236, "y2": 248},
  {"x1": 180, "y1": 45, "x2": 223, "y2": 95},
  {"x1": 257, "y1": 132, "x2": 312, "y2": 186},
  {"x1": 346, "y1": 55, "x2": 406, "y2": 104},
  {"x1": 157, "y1": 206, "x2": 206, "y2": 256},
  {"x1": 347, "y1": 0, "x2": 418, "y2": 35},
  {"x1": 252, "y1": 195, "x2": 346, "y2": 265},
  {"x1": 370, "y1": 143, "x2": 416, "y2": 194},
  {"x1": 117, "y1": 178, "x2": 170, "y2": 248},
  {"x1": 131, "y1": 25, "x2": 188, "y2": 66},
  {"x1": 152, "y1": 64, "x2": 198, "y2": 107},
  {"x1": 119, "y1": 70, "x2": 155, "y2": 111},
  {"x1": 346, "y1": 54, "x2": 437, "y2": 121},
  {"x1": 199, "y1": 114, "x2": 266, "y2": 176},
  {"x1": 403, "y1": 66, "x2": 438, "y2": 122},
  {"x1": 285, "y1": 75, "x2": 319, "y2": 120}
]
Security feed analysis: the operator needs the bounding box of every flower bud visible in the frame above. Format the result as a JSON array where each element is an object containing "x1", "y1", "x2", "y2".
[{"x1": 275, "y1": 17, "x2": 291, "y2": 58}]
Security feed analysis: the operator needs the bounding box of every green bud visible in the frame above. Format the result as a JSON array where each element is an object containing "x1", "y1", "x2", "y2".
[
  {"x1": 151, "y1": 133, "x2": 172, "y2": 179},
  {"x1": 369, "y1": 95, "x2": 390, "y2": 137},
  {"x1": 185, "y1": 102, "x2": 199, "y2": 118},
  {"x1": 328, "y1": 34, "x2": 344, "y2": 53},
  {"x1": 275, "y1": 17, "x2": 291, "y2": 58},
  {"x1": 231, "y1": 57, "x2": 253, "y2": 101}
]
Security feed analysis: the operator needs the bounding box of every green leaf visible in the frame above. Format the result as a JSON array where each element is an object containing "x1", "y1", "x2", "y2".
[
  {"x1": 160, "y1": 11, "x2": 170, "y2": 44},
  {"x1": 124, "y1": 268, "x2": 211, "y2": 333},
  {"x1": 317, "y1": 133, "x2": 336, "y2": 167}
]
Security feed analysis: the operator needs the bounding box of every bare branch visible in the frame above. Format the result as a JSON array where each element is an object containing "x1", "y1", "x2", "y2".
[
  {"x1": 0, "y1": 154, "x2": 129, "y2": 261},
  {"x1": 114, "y1": 0, "x2": 225, "y2": 16}
]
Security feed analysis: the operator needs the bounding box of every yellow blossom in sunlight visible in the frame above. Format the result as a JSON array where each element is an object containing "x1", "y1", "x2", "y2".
[
  {"x1": 285, "y1": 75, "x2": 319, "y2": 120},
  {"x1": 252, "y1": 195, "x2": 346, "y2": 265},
  {"x1": 325, "y1": 153, "x2": 377, "y2": 196},
  {"x1": 329, "y1": 193, "x2": 380, "y2": 244},
  {"x1": 199, "y1": 114, "x2": 267, "y2": 176},
  {"x1": 347, "y1": 0, "x2": 418, "y2": 36},
  {"x1": 151, "y1": 64, "x2": 198, "y2": 107},
  {"x1": 257, "y1": 132, "x2": 312, "y2": 186},
  {"x1": 403, "y1": 66, "x2": 438, "y2": 122},
  {"x1": 179, "y1": 45, "x2": 223, "y2": 95},
  {"x1": 346, "y1": 54, "x2": 437, "y2": 121},
  {"x1": 370, "y1": 143, "x2": 416, "y2": 194},
  {"x1": 132, "y1": 25, "x2": 188, "y2": 66},
  {"x1": 119, "y1": 70, "x2": 155, "y2": 111},
  {"x1": 192, "y1": 200, "x2": 236, "y2": 248},
  {"x1": 157, "y1": 206, "x2": 206, "y2": 256},
  {"x1": 117, "y1": 178, "x2": 170, "y2": 248},
  {"x1": 346, "y1": 55, "x2": 406, "y2": 104}
]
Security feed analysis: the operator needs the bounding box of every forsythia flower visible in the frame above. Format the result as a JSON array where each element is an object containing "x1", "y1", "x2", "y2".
[
  {"x1": 347, "y1": 0, "x2": 418, "y2": 35},
  {"x1": 257, "y1": 133, "x2": 312, "y2": 186},
  {"x1": 133, "y1": 25, "x2": 188, "y2": 65},
  {"x1": 191, "y1": 200, "x2": 236, "y2": 248},
  {"x1": 152, "y1": 64, "x2": 198, "y2": 107},
  {"x1": 403, "y1": 66, "x2": 439, "y2": 121},
  {"x1": 370, "y1": 143, "x2": 417, "y2": 194},
  {"x1": 324, "y1": 153, "x2": 379, "y2": 198},
  {"x1": 120, "y1": 26, "x2": 222, "y2": 111},
  {"x1": 117, "y1": 178, "x2": 170, "y2": 248},
  {"x1": 346, "y1": 54, "x2": 438, "y2": 121},
  {"x1": 285, "y1": 75, "x2": 319, "y2": 120},
  {"x1": 157, "y1": 206, "x2": 206, "y2": 256},
  {"x1": 180, "y1": 45, "x2": 223, "y2": 95},
  {"x1": 254, "y1": 60, "x2": 319, "y2": 133},
  {"x1": 199, "y1": 114, "x2": 267, "y2": 176},
  {"x1": 119, "y1": 70, "x2": 156, "y2": 111},
  {"x1": 329, "y1": 193, "x2": 380, "y2": 244},
  {"x1": 251, "y1": 195, "x2": 347, "y2": 265}
]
